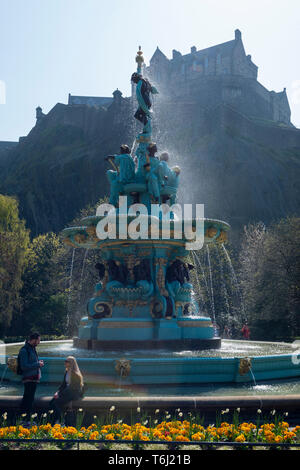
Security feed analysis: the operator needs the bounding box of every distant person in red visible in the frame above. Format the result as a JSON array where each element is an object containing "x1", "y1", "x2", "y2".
[{"x1": 241, "y1": 323, "x2": 250, "y2": 340}]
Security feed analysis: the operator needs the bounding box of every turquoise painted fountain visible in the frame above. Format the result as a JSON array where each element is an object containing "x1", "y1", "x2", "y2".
[
  {"x1": 62, "y1": 47, "x2": 229, "y2": 353},
  {"x1": 1, "y1": 48, "x2": 300, "y2": 394}
]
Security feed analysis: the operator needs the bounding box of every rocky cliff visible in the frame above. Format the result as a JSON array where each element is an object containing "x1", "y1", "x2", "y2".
[
  {"x1": 1, "y1": 97, "x2": 300, "y2": 241},
  {"x1": 0, "y1": 99, "x2": 133, "y2": 236}
]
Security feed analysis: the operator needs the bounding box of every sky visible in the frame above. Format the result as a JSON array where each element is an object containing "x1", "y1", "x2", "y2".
[{"x1": 1, "y1": 0, "x2": 300, "y2": 141}]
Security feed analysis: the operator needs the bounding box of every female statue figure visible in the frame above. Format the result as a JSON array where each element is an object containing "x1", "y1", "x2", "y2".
[{"x1": 106, "y1": 144, "x2": 136, "y2": 206}]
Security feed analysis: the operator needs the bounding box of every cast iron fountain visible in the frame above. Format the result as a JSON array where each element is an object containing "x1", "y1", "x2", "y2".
[{"x1": 62, "y1": 47, "x2": 229, "y2": 353}]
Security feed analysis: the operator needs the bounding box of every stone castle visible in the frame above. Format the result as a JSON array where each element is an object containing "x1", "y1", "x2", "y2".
[
  {"x1": 144, "y1": 29, "x2": 291, "y2": 126},
  {"x1": 66, "y1": 29, "x2": 292, "y2": 126},
  {"x1": 64, "y1": 29, "x2": 292, "y2": 126}
]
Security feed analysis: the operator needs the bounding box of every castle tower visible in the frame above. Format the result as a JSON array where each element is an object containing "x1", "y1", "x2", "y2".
[
  {"x1": 36, "y1": 106, "x2": 44, "y2": 122},
  {"x1": 113, "y1": 89, "x2": 123, "y2": 105}
]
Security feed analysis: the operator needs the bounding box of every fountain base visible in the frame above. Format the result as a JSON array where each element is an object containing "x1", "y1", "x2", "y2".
[
  {"x1": 73, "y1": 336, "x2": 221, "y2": 351},
  {"x1": 75, "y1": 315, "x2": 220, "y2": 351}
]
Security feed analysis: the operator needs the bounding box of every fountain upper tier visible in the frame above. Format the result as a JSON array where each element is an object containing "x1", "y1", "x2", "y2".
[{"x1": 62, "y1": 215, "x2": 230, "y2": 250}]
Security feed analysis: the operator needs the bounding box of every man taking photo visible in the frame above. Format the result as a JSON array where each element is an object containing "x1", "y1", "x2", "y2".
[{"x1": 19, "y1": 332, "x2": 44, "y2": 423}]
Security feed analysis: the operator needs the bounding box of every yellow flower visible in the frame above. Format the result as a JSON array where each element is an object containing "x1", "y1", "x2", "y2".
[
  {"x1": 176, "y1": 435, "x2": 189, "y2": 442},
  {"x1": 192, "y1": 432, "x2": 205, "y2": 441},
  {"x1": 235, "y1": 434, "x2": 246, "y2": 443}
]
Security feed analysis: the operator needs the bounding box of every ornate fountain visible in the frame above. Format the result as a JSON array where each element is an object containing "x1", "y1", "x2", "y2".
[{"x1": 62, "y1": 48, "x2": 230, "y2": 352}]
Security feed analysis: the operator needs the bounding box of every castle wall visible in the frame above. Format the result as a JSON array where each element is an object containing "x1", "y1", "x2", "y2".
[
  {"x1": 232, "y1": 41, "x2": 257, "y2": 79},
  {"x1": 213, "y1": 104, "x2": 300, "y2": 148}
]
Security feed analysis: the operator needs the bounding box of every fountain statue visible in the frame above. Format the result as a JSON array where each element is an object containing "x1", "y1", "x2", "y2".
[{"x1": 62, "y1": 47, "x2": 230, "y2": 351}]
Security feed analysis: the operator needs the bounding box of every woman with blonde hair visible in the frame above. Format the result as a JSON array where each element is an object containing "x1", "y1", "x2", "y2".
[{"x1": 49, "y1": 356, "x2": 84, "y2": 424}]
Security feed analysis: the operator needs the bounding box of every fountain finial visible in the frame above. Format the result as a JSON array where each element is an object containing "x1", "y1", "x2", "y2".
[{"x1": 136, "y1": 46, "x2": 144, "y2": 74}]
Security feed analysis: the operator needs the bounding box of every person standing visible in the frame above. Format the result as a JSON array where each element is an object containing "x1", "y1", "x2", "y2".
[
  {"x1": 241, "y1": 323, "x2": 250, "y2": 340},
  {"x1": 19, "y1": 332, "x2": 44, "y2": 422}
]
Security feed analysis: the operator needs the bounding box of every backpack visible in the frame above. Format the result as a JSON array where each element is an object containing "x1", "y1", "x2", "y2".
[
  {"x1": 16, "y1": 346, "x2": 30, "y2": 375},
  {"x1": 7, "y1": 345, "x2": 34, "y2": 375},
  {"x1": 16, "y1": 352, "x2": 23, "y2": 375}
]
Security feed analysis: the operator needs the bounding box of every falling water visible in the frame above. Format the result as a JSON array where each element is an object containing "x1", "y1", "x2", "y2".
[
  {"x1": 130, "y1": 138, "x2": 137, "y2": 158},
  {"x1": 117, "y1": 368, "x2": 125, "y2": 392},
  {"x1": 206, "y1": 245, "x2": 216, "y2": 325},
  {"x1": 78, "y1": 249, "x2": 89, "y2": 304},
  {"x1": 191, "y1": 251, "x2": 205, "y2": 309},
  {"x1": 250, "y1": 367, "x2": 257, "y2": 387},
  {"x1": 221, "y1": 244, "x2": 246, "y2": 320},
  {"x1": 66, "y1": 248, "x2": 76, "y2": 332},
  {"x1": 192, "y1": 251, "x2": 211, "y2": 303},
  {"x1": 216, "y1": 246, "x2": 231, "y2": 318}
]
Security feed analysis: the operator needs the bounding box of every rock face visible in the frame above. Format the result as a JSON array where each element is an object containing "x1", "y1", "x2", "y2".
[
  {"x1": 153, "y1": 101, "x2": 300, "y2": 237},
  {"x1": 1, "y1": 96, "x2": 300, "y2": 240},
  {"x1": 0, "y1": 99, "x2": 134, "y2": 236}
]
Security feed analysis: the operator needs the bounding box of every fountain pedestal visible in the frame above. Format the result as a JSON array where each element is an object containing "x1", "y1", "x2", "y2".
[
  {"x1": 63, "y1": 218, "x2": 229, "y2": 351},
  {"x1": 74, "y1": 317, "x2": 221, "y2": 351}
]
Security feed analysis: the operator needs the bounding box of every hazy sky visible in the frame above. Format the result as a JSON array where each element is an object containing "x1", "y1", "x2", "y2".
[{"x1": 1, "y1": 0, "x2": 300, "y2": 141}]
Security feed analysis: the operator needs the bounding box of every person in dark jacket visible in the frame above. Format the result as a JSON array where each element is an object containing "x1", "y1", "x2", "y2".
[
  {"x1": 19, "y1": 332, "x2": 44, "y2": 421},
  {"x1": 49, "y1": 356, "x2": 84, "y2": 424}
]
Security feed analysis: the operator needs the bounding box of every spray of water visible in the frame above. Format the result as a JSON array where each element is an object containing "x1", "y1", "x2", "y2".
[
  {"x1": 78, "y1": 249, "x2": 88, "y2": 304},
  {"x1": 66, "y1": 248, "x2": 76, "y2": 333},
  {"x1": 206, "y1": 245, "x2": 216, "y2": 325},
  {"x1": 191, "y1": 251, "x2": 205, "y2": 310},
  {"x1": 192, "y1": 251, "x2": 210, "y2": 301},
  {"x1": 216, "y1": 246, "x2": 231, "y2": 319},
  {"x1": 221, "y1": 244, "x2": 246, "y2": 321}
]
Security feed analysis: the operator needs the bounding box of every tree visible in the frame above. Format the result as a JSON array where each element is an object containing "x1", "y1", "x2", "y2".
[
  {"x1": 9, "y1": 232, "x2": 68, "y2": 336},
  {"x1": 0, "y1": 195, "x2": 30, "y2": 336},
  {"x1": 239, "y1": 218, "x2": 300, "y2": 341}
]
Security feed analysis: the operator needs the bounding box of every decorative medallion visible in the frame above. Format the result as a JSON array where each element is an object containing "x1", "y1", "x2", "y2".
[{"x1": 115, "y1": 359, "x2": 131, "y2": 377}]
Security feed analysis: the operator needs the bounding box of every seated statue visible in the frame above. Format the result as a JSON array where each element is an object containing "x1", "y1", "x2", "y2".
[
  {"x1": 106, "y1": 259, "x2": 130, "y2": 297},
  {"x1": 158, "y1": 152, "x2": 180, "y2": 205},
  {"x1": 106, "y1": 145, "x2": 136, "y2": 206},
  {"x1": 133, "y1": 259, "x2": 154, "y2": 300},
  {"x1": 95, "y1": 262, "x2": 105, "y2": 280},
  {"x1": 165, "y1": 260, "x2": 194, "y2": 299}
]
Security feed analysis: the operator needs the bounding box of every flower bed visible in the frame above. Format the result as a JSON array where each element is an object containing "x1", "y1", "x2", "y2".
[{"x1": 1, "y1": 420, "x2": 300, "y2": 444}]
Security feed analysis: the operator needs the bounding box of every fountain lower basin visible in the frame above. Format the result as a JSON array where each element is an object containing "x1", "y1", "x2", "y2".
[{"x1": 1, "y1": 340, "x2": 300, "y2": 390}]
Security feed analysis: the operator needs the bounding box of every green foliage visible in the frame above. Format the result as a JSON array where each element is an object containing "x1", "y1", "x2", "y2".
[
  {"x1": 239, "y1": 217, "x2": 300, "y2": 341},
  {"x1": 4, "y1": 196, "x2": 109, "y2": 338},
  {"x1": 0, "y1": 195, "x2": 30, "y2": 336},
  {"x1": 8, "y1": 232, "x2": 68, "y2": 337}
]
